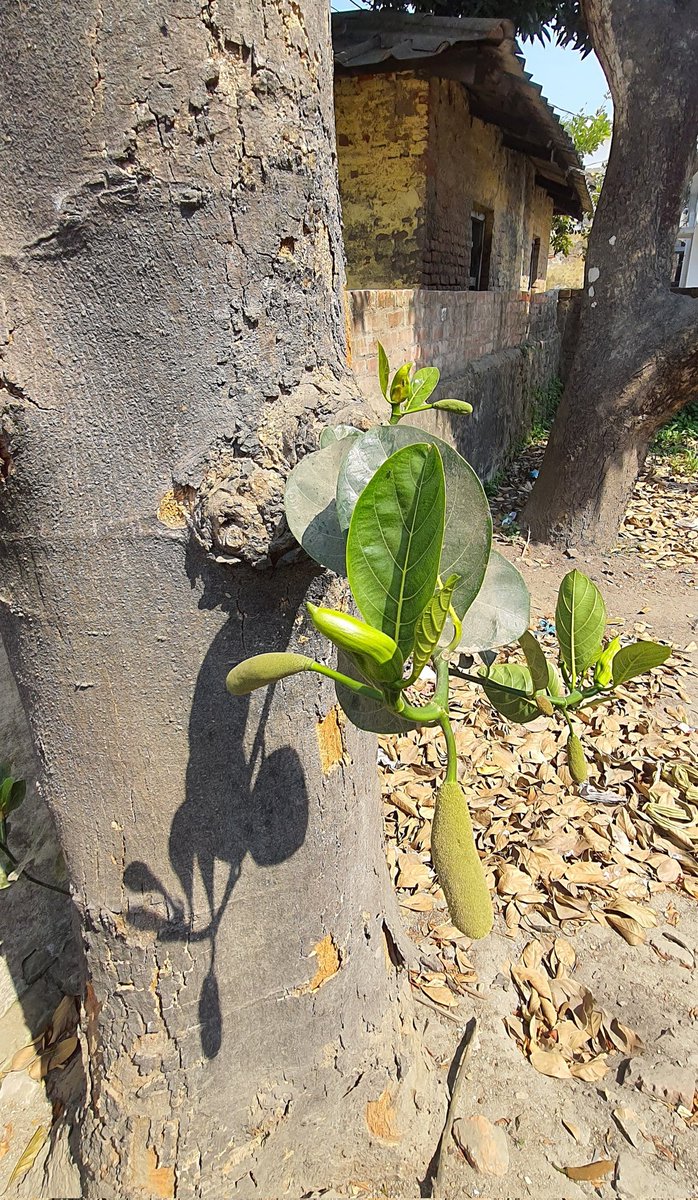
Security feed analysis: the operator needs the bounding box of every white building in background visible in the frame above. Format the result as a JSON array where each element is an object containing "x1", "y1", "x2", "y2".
[{"x1": 676, "y1": 170, "x2": 698, "y2": 288}]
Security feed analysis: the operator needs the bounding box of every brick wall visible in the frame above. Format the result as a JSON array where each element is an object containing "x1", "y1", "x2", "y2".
[{"x1": 348, "y1": 286, "x2": 559, "y2": 408}]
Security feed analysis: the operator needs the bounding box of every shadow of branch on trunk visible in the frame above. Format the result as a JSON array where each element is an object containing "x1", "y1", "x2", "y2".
[{"x1": 122, "y1": 551, "x2": 313, "y2": 1060}]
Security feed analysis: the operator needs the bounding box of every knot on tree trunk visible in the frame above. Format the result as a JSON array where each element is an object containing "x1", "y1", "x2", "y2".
[{"x1": 176, "y1": 373, "x2": 369, "y2": 569}]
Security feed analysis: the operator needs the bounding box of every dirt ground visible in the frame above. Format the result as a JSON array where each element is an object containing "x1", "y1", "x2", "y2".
[{"x1": 1, "y1": 444, "x2": 696, "y2": 1199}]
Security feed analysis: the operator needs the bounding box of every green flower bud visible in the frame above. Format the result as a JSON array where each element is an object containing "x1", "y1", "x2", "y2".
[
  {"x1": 226, "y1": 653, "x2": 313, "y2": 695},
  {"x1": 535, "y1": 693, "x2": 554, "y2": 715},
  {"x1": 431, "y1": 781, "x2": 493, "y2": 939},
  {"x1": 432, "y1": 399, "x2": 473, "y2": 414},
  {"x1": 594, "y1": 636, "x2": 621, "y2": 687},
  {"x1": 307, "y1": 604, "x2": 403, "y2": 683},
  {"x1": 390, "y1": 363, "x2": 412, "y2": 407},
  {"x1": 567, "y1": 733, "x2": 588, "y2": 783}
]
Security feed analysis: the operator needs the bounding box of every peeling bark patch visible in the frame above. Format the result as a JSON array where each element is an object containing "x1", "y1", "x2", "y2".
[
  {"x1": 297, "y1": 934, "x2": 341, "y2": 993},
  {"x1": 316, "y1": 706, "x2": 345, "y2": 774},
  {"x1": 157, "y1": 488, "x2": 189, "y2": 528},
  {"x1": 365, "y1": 1088, "x2": 400, "y2": 1143},
  {"x1": 143, "y1": 1147, "x2": 175, "y2": 1199}
]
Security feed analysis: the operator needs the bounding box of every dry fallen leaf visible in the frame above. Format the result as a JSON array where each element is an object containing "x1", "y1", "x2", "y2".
[
  {"x1": 563, "y1": 1158, "x2": 615, "y2": 1183},
  {"x1": 6, "y1": 1126, "x2": 47, "y2": 1189},
  {"x1": 529, "y1": 1047, "x2": 572, "y2": 1078}
]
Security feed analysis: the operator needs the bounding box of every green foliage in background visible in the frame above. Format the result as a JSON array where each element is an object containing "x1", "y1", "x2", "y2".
[{"x1": 369, "y1": 0, "x2": 590, "y2": 52}]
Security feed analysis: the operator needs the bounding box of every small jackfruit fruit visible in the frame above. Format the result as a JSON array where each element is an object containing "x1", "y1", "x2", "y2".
[
  {"x1": 226, "y1": 653, "x2": 313, "y2": 695},
  {"x1": 535, "y1": 693, "x2": 554, "y2": 716},
  {"x1": 567, "y1": 733, "x2": 588, "y2": 783},
  {"x1": 431, "y1": 781, "x2": 493, "y2": 939}
]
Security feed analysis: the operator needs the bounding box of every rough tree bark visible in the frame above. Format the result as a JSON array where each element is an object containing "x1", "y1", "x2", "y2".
[
  {"x1": 524, "y1": 0, "x2": 698, "y2": 549},
  {"x1": 0, "y1": 3, "x2": 438, "y2": 1195}
]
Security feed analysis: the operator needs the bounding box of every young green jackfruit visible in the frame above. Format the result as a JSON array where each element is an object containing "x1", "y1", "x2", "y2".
[
  {"x1": 226, "y1": 653, "x2": 313, "y2": 695},
  {"x1": 567, "y1": 732, "x2": 588, "y2": 783},
  {"x1": 431, "y1": 781, "x2": 493, "y2": 939},
  {"x1": 535, "y1": 693, "x2": 554, "y2": 716}
]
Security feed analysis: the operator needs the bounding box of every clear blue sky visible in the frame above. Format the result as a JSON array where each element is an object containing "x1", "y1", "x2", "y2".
[{"x1": 330, "y1": 1, "x2": 610, "y2": 118}]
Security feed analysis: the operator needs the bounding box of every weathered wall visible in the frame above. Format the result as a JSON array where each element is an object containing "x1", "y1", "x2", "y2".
[
  {"x1": 349, "y1": 286, "x2": 559, "y2": 396},
  {"x1": 336, "y1": 71, "x2": 555, "y2": 292},
  {"x1": 348, "y1": 286, "x2": 561, "y2": 475},
  {"x1": 415, "y1": 333, "x2": 562, "y2": 479},
  {"x1": 335, "y1": 73, "x2": 429, "y2": 287},
  {"x1": 424, "y1": 78, "x2": 553, "y2": 292}
]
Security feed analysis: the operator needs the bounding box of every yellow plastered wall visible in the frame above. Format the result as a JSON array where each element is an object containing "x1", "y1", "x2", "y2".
[
  {"x1": 335, "y1": 73, "x2": 429, "y2": 288},
  {"x1": 528, "y1": 184, "x2": 555, "y2": 288},
  {"x1": 335, "y1": 72, "x2": 555, "y2": 293}
]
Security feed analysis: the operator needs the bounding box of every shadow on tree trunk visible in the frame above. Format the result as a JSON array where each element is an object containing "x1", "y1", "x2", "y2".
[{"x1": 123, "y1": 547, "x2": 313, "y2": 1061}]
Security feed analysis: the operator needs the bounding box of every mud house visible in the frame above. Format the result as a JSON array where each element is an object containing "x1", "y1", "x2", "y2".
[{"x1": 333, "y1": 12, "x2": 591, "y2": 476}]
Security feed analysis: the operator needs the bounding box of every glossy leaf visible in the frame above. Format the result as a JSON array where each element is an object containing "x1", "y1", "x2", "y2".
[
  {"x1": 334, "y1": 653, "x2": 423, "y2": 734},
  {"x1": 337, "y1": 424, "x2": 491, "y2": 624},
  {"x1": 611, "y1": 640, "x2": 671, "y2": 686},
  {"x1": 412, "y1": 574, "x2": 460, "y2": 679},
  {"x1": 456, "y1": 550, "x2": 530, "y2": 652},
  {"x1": 284, "y1": 438, "x2": 357, "y2": 575},
  {"x1": 0, "y1": 776, "x2": 25, "y2": 816},
  {"x1": 519, "y1": 630, "x2": 550, "y2": 692},
  {"x1": 555, "y1": 570, "x2": 606, "y2": 683},
  {"x1": 479, "y1": 663, "x2": 540, "y2": 724},
  {"x1": 406, "y1": 366, "x2": 439, "y2": 411},
  {"x1": 319, "y1": 424, "x2": 363, "y2": 448},
  {"x1": 347, "y1": 443, "x2": 445, "y2": 658},
  {"x1": 377, "y1": 342, "x2": 390, "y2": 399}
]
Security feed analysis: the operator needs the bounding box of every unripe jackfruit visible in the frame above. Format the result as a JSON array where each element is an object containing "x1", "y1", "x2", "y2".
[
  {"x1": 226, "y1": 653, "x2": 313, "y2": 695},
  {"x1": 431, "y1": 781, "x2": 493, "y2": 939},
  {"x1": 567, "y1": 733, "x2": 588, "y2": 783},
  {"x1": 535, "y1": 693, "x2": 554, "y2": 716}
]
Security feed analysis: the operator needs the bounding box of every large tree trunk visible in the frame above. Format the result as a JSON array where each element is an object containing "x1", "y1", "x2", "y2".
[
  {"x1": 0, "y1": 3, "x2": 436, "y2": 1195},
  {"x1": 524, "y1": 0, "x2": 698, "y2": 549}
]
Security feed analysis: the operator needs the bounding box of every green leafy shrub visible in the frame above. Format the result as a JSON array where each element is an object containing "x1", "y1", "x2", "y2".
[{"x1": 226, "y1": 348, "x2": 670, "y2": 938}]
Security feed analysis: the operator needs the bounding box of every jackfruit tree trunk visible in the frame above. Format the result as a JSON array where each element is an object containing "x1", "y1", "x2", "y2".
[
  {"x1": 0, "y1": 3, "x2": 433, "y2": 1195},
  {"x1": 524, "y1": 0, "x2": 698, "y2": 550}
]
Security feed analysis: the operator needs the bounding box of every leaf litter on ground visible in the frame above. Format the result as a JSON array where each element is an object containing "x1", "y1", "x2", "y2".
[{"x1": 380, "y1": 625, "x2": 698, "y2": 1076}]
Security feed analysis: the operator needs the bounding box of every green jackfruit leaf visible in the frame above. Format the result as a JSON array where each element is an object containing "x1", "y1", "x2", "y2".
[
  {"x1": 456, "y1": 550, "x2": 529, "y2": 652},
  {"x1": 406, "y1": 366, "x2": 439, "y2": 411},
  {"x1": 347, "y1": 443, "x2": 445, "y2": 659},
  {"x1": 284, "y1": 437, "x2": 358, "y2": 575},
  {"x1": 0, "y1": 777, "x2": 26, "y2": 816},
  {"x1": 611, "y1": 640, "x2": 671, "y2": 686},
  {"x1": 594, "y1": 635, "x2": 621, "y2": 686},
  {"x1": 334, "y1": 652, "x2": 423, "y2": 734},
  {"x1": 519, "y1": 630, "x2": 551, "y2": 693},
  {"x1": 479, "y1": 663, "x2": 540, "y2": 724},
  {"x1": 337, "y1": 425, "x2": 491, "y2": 626},
  {"x1": 377, "y1": 342, "x2": 390, "y2": 399},
  {"x1": 555, "y1": 569, "x2": 606, "y2": 683},
  {"x1": 319, "y1": 424, "x2": 363, "y2": 448}
]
